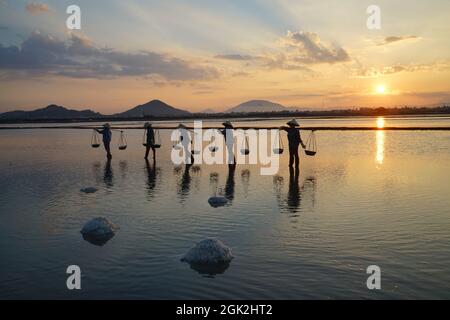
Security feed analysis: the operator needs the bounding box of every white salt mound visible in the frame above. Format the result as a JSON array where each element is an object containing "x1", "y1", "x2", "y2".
[
  {"x1": 80, "y1": 187, "x2": 98, "y2": 194},
  {"x1": 181, "y1": 239, "x2": 233, "y2": 264},
  {"x1": 208, "y1": 196, "x2": 228, "y2": 208},
  {"x1": 80, "y1": 217, "x2": 119, "y2": 237}
]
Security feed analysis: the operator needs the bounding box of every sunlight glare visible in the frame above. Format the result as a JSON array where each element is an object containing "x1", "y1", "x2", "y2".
[
  {"x1": 377, "y1": 117, "x2": 385, "y2": 129},
  {"x1": 376, "y1": 85, "x2": 386, "y2": 95},
  {"x1": 376, "y1": 130, "x2": 385, "y2": 166}
]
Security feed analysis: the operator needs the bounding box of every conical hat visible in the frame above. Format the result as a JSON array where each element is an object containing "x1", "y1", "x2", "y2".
[
  {"x1": 222, "y1": 121, "x2": 234, "y2": 128},
  {"x1": 286, "y1": 119, "x2": 299, "y2": 127}
]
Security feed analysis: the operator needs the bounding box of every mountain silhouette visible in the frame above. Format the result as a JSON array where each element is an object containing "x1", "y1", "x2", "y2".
[
  {"x1": 225, "y1": 100, "x2": 287, "y2": 113},
  {"x1": 116, "y1": 99, "x2": 191, "y2": 118},
  {"x1": 0, "y1": 104, "x2": 102, "y2": 120}
]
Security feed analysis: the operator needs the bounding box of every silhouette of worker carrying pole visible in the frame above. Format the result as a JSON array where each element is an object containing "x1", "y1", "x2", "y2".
[
  {"x1": 96, "y1": 123, "x2": 112, "y2": 159},
  {"x1": 280, "y1": 119, "x2": 306, "y2": 168}
]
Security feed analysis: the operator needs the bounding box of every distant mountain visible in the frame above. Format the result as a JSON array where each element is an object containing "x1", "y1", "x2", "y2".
[
  {"x1": 226, "y1": 100, "x2": 287, "y2": 113},
  {"x1": 116, "y1": 99, "x2": 190, "y2": 118},
  {"x1": 0, "y1": 104, "x2": 102, "y2": 120},
  {"x1": 197, "y1": 108, "x2": 217, "y2": 114}
]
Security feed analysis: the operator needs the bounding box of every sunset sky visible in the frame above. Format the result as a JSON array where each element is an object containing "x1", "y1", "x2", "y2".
[{"x1": 0, "y1": 0, "x2": 449, "y2": 113}]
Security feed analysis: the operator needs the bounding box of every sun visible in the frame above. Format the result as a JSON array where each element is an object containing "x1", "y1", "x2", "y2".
[{"x1": 376, "y1": 85, "x2": 386, "y2": 94}]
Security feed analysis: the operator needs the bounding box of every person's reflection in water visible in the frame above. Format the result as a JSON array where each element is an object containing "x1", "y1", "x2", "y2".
[
  {"x1": 287, "y1": 166, "x2": 301, "y2": 212},
  {"x1": 178, "y1": 164, "x2": 192, "y2": 204},
  {"x1": 119, "y1": 160, "x2": 128, "y2": 179},
  {"x1": 92, "y1": 161, "x2": 102, "y2": 184},
  {"x1": 145, "y1": 159, "x2": 158, "y2": 199},
  {"x1": 224, "y1": 164, "x2": 236, "y2": 203},
  {"x1": 241, "y1": 169, "x2": 250, "y2": 197},
  {"x1": 103, "y1": 159, "x2": 113, "y2": 188}
]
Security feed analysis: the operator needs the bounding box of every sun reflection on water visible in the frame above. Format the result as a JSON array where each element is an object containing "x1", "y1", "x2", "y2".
[
  {"x1": 376, "y1": 130, "x2": 385, "y2": 166},
  {"x1": 377, "y1": 117, "x2": 385, "y2": 129},
  {"x1": 375, "y1": 117, "x2": 385, "y2": 166}
]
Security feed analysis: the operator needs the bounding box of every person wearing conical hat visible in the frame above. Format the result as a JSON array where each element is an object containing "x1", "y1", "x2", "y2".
[
  {"x1": 280, "y1": 119, "x2": 306, "y2": 168},
  {"x1": 144, "y1": 122, "x2": 156, "y2": 161},
  {"x1": 219, "y1": 121, "x2": 235, "y2": 167},
  {"x1": 96, "y1": 123, "x2": 112, "y2": 159},
  {"x1": 176, "y1": 123, "x2": 195, "y2": 165}
]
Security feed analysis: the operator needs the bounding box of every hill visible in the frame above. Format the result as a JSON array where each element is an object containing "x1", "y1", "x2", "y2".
[
  {"x1": 225, "y1": 100, "x2": 287, "y2": 113},
  {"x1": 116, "y1": 100, "x2": 190, "y2": 118},
  {"x1": 0, "y1": 105, "x2": 102, "y2": 120}
]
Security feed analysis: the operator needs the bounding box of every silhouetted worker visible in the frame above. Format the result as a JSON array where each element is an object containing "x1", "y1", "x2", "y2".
[
  {"x1": 144, "y1": 122, "x2": 156, "y2": 160},
  {"x1": 219, "y1": 121, "x2": 235, "y2": 166},
  {"x1": 178, "y1": 124, "x2": 195, "y2": 164},
  {"x1": 281, "y1": 119, "x2": 306, "y2": 168},
  {"x1": 96, "y1": 123, "x2": 112, "y2": 159}
]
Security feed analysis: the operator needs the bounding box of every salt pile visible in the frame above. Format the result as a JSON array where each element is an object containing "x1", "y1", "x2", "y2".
[
  {"x1": 208, "y1": 196, "x2": 228, "y2": 208},
  {"x1": 80, "y1": 187, "x2": 98, "y2": 194},
  {"x1": 181, "y1": 239, "x2": 233, "y2": 265},
  {"x1": 80, "y1": 217, "x2": 119, "y2": 246}
]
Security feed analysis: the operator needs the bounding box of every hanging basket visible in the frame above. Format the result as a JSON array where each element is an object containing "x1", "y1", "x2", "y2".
[
  {"x1": 118, "y1": 131, "x2": 127, "y2": 150},
  {"x1": 153, "y1": 129, "x2": 161, "y2": 148},
  {"x1": 143, "y1": 129, "x2": 162, "y2": 148},
  {"x1": 208, "y1": 135, "x2": 219, "y2": 153},
  {"x1": 142, "y1": 131, "x2": 147, "y2": 147},
  {"x1": 191, "y1": 145, "x2": 200, "y2": 155},
  {"x1": 240, "y1": 132, "x2": 250, "y2": 155},
  {"x1": 91, "y1": 130, "x2": 100, "y2": 148},
  {"x1": 173, "y1": 136, "x2": 183, "y2": 150},
  {"x1": 273, "y1": 130, "x2": 284, "y2": 155},
  {"x1": 304, "y1": 130, "x2": 317, "y2": 156}
]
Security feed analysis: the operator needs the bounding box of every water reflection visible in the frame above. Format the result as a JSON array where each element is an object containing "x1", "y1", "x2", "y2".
[
  {"x1": 177, "y1": 165, "x2": 192, "y2": 203},
  {"x1": 208, "y1": 166, "x2": 236, "y2": 204},
  {"x1": 209, "y1": 172, "x2": 219, "y2": 195},
  {"x1": 376, "y1": 130, "x2": 385, "y2": 166},
  {"x1": 241, "y1": 169, "x2": 250, "y2": 197},
  {"x1": 145, "y1": 159, "x2": 159, "y2": 199},
  {"x1": 82, "y1": 233, "x2": 115, "y2": 246},
  {"x1": 224, "y1": 165, "x2": 236, "y2": 203},
  {"x1": 187, "y1": 261, "x2": 231, "y2": 277},
  {"x1": 287, "y1": 167, "x2": 301, "y2": 211},
  {"x1": 103, "y1": 159, "x2": 113, "y2": 188},
  {"x1": 377, "y1": 117, "x2": 385, "y2": 129},
  {"x1": 119, "y1": 160, "x2": 128, "y2": 179},
  {"x1": 375, "y1": 116, "x2": 385, "y2": 166},
  {"x1": 274, "y1": 167, "x2": 317, "y2": 214},
  {"x1": 92, "y1": 161, "x2": 102, "y2": 184}
]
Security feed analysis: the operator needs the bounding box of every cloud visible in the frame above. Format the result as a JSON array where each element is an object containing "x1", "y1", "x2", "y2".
[
  {"x1": 213, "y1": 31, "x2": 349, "y2": 74},
  {"x1": 215, "y1": 54, "x2": 255, "y2": 61},
  {"x1": 377, "y1": 35, "x2": 418, "y2": 46},
  {"x1": 26, "y1": 2, "x2": 50, "y2": 14},
  {"x1": 280, "y1": 31, "x2": 350, "y2": 64},
  {"x1": 356, "y1": 61, "x2": 450, "y2": 77},
  {"x1": 0, "y1": 31, "x2": 218, "y2": 80},
  {"x1": 251, "y1": 30, "x2": 350, "y2": 72}
]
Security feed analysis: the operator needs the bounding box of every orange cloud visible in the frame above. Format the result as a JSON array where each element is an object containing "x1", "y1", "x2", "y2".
[{"x1": 26, "y1": 2, "x2": 50, "y2": 14}]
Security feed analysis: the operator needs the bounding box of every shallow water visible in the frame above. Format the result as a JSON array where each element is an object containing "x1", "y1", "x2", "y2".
[{"x1": 0, "y1": 116, "x2": 449, "y2": 299}]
